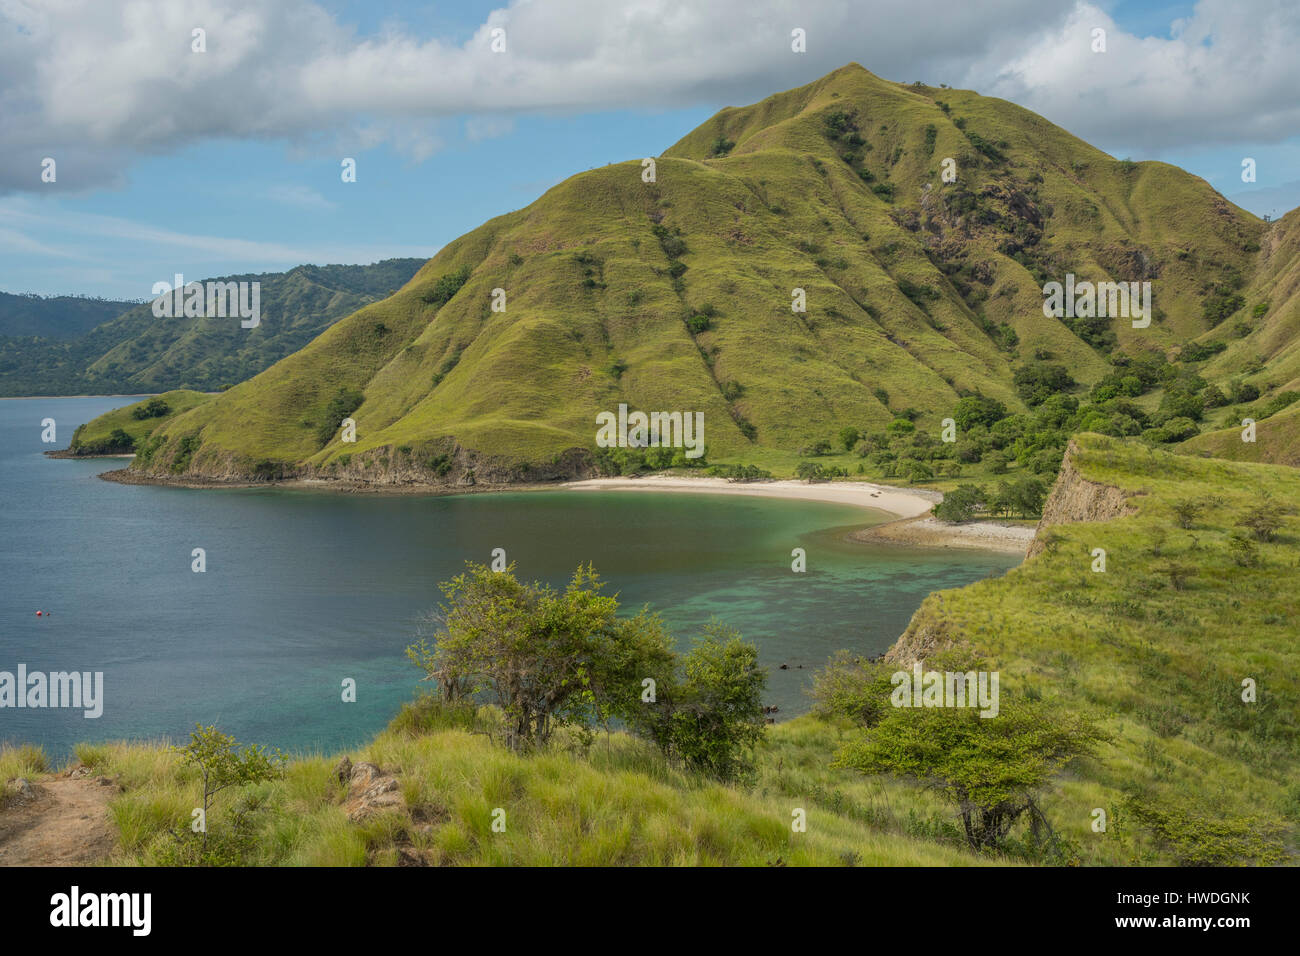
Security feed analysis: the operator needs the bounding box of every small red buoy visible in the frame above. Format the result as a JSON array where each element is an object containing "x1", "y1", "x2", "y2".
[{"x1": 36, "y1": 610, "x2": 42, "y2": 616}]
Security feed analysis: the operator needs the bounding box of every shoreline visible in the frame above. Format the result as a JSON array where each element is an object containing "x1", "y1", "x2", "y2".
[
  {"x1": 95, "y1": 466, "x2": 934, "y2": 518},
  {"x1": 87, "y1": 465, "x2": 1033, "y2": 556},
  {"x1": 1, "y1": 393, "x2": 158, "y2": 400},
  {"x1": 851, "y1": 514, "x2": 1034, "y2": 555}
]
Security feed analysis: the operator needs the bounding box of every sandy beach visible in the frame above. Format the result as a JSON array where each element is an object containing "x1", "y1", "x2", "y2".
[
  {"x1": 561, "y1": 476, "x2": 1033, "y2": 556},
  {"x1": 558, "y1": 475, "x2": 939, "y2": 520}
]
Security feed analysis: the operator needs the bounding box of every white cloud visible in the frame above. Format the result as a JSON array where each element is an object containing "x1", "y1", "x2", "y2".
[
  {"x1": 979, "y1": 1, "x2": 1300, "y2": 151},
  {"x1": 0, "y1": 195, "x2": 436, "y2": 292},
  {"x1": 264, "y1": 183, "x2": 335, "y2": 210},
  {"x1": 1, "y1": 0, "x2": 1298, "y2": 193}
]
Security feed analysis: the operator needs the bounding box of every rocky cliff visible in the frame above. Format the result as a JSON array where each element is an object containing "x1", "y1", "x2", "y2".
[{"x1": 885, "y1": 437, "x2": 1133, "y2": 665}]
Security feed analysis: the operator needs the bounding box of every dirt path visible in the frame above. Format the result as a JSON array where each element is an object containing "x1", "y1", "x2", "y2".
[{"x1": 0, "y1": 774, "x2": 117, "y2": 866}]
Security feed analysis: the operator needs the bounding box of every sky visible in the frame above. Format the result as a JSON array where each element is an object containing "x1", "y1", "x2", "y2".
[{"x1": 2, "y1": 0, "x2": 1298, "y2": 299}]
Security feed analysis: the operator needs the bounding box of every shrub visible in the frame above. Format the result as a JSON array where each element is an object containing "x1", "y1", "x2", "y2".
[
  {"x1": 1014, "y1": 363, "x2": 1075, "y2": 405},
  {"x1": 933, "y1": 484, "x2": 987, "y2": 523},
  {"x1": 952, "y1": 395, "x2": 1008, "y2": 430},
  {"x1": 315, "y1": 387, "x2": 365, "y2": 446},
  {"x1": 421, "y1": 265, "x2": 472, "y2": 307},
  {"x1": 1170, "y1": 499, "x2": 1203, "y2": 529},
  {"x1": 131, "y1": 397, "x2": 171, "y2": 420},
  {"x1": 1240, "y1": 503, "x2": 1285, "y2": 542}
]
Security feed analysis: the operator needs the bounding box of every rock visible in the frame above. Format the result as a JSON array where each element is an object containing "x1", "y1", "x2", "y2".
[
  {"x1": 342, "y1": 762, "x2": 404, "y2": 822},
  {"x1": 66, "y1": 765, "x2": 92, "y2": 779},
  {"x1": 396, "y1": 844, "x2": 426, "y2": 866},
  {"x1": 7, "y1": 778, "x2": 35, "y2": 802},
  {"x1": 333, "y1": 756, "x2": 353, "y2": 784}
]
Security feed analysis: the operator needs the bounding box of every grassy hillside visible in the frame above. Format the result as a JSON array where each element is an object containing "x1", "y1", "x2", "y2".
[
  {"x1": 65, "y1": 390, "x2": 214, "y2": 455},
  {"x1": 127, "y1": 64, "x2": 1270, "y2": 485},
  {"x1": 11, "y1": 434, "x2": 1298, "y2": 867},
  {"x1": 9, "y1": 706, "x2": 991, "y2": 867},
  {"x1": 883, "y1": 433, "x2": 1298, "y2": 864},
  {"x1": 0, "y1": 260, "x2": 423, "y2": 396}
]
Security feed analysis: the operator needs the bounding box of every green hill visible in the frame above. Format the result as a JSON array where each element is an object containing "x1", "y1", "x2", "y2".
[
  {"x1": 121, "y1": 64, "x2": 1272, "y2": 484},
  {"x1": 0, "y1": 259, "x2": 424, "y2": 396},
  {"x1": 0, "y1": 291, "x2": 137, "y2": 339}
]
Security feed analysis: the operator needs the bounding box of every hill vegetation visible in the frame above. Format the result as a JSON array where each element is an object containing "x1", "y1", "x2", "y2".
[
  {"x1": 0, "y1": 291, "x2": 137, "y2": 339},
  {"x1": 0, "y1": 260, "x2": 423, "y2": 396},
  {"x1": 111, "y1": 64, "x2": 1293, "y2": 487},
  {"x1": 10, "y1": 435, "x2": 1297, "y2": 866}
]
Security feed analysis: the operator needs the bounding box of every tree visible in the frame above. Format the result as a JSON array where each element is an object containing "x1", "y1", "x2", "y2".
[
  {"x1": 1241, "y1": 503, "x2": 1285, "y2": 542},
  {"x1": 131, "y1": 397, "x2": 171, "y2": 420},
  {"x1": 1170, "y1": 499, "x2": 1202, "y2": 529},
  {"x1": 933, "y1": 484, "x2": 986, "y2": 523},
  {"x1": 838, "y1": 425, "x2": 861, "y2": 451},
  {"x1": 633, "y1": 623, "x2": 767, "y2": 782},
  {"x1": 833, "y1": 693, "x2": 1107, "y2": 851},
  {"x1": 1013, "y1": 364, "x2": 1075, "y2": 406},
  {"x1": 952, "y1": 395, "x2": 1007, "y2": 431},
  {"x1": 410, "y1": 563, "x2": 662, "y2": 749},
  {"x1": 176, "y1": 724, "x2": 282, "y2": 855}
]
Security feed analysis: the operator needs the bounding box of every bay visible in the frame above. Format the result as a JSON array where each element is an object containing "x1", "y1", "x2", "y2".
[{"x1": 0, "y1": 396, "x2": 1017, "y2": 759}]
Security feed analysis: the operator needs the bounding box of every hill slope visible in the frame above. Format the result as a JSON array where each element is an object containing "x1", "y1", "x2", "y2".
[
  {"x1": 0, "y1": 259, "x2": 424, "y2": 396},
  {"x1": 127, "y1": 64, "x2": 1268, "y2": 484},
  {"x1": 18, "y1": 436, "x2": 1298, "y2": 867},
  {"x1": 0, "y1": 291, "x2": 137, "y2": 339}
]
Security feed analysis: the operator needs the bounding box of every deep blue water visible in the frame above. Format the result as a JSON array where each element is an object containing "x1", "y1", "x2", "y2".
[{"x1": 0, "y1": 396, "x2": 1017, "y2": 759}]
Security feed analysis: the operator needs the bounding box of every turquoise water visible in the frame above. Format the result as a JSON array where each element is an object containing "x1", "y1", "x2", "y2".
[{"x1": 0, "y1": 397, "x2": 1018, "y2": 759}]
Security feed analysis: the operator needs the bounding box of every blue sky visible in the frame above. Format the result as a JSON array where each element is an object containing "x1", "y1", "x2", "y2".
[{"x1": 2, "y1": 0, "x2": 1298, "y2": 299}]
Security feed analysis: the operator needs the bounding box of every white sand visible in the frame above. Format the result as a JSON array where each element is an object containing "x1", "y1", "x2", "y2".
[{"x1": 558, "y1": 475, "x2": 938, "y2": 521}]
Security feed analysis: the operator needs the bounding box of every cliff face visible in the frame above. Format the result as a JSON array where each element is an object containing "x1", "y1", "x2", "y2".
[
  {"x1": 884, "y1": 438, "x2": 1133, "y2": 665},
  {"x1": 881, "y1": 601, "x2": 962, "y2": 667},
  {"x1": 1025, "y1": 439, "x2": 1134, "y2": 558}
]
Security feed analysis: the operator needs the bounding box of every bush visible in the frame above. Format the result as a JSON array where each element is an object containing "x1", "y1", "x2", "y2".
[
  {"x1": 1240, "y1": 503, "x2": 1285, "y2": 542},
  {"x1": 1014, "y1": 364, "x2": 1075, "y2": 406},
  {"x1": 952, "y1": 395, "x2": 1007, "y2": 431},
  {"x1": 315, "y1": 387, "x2": 365, "y2": 445},
  {"x1": 421, "y1": 265, "x2": 472, "y2": 307},
  {"x1": 933, "y1": 484, "x2": 987, "y2": 523},
  {"x1": 652, "y1": 625, "x2": 767, "y2": 782},
  {"x1": 1170, "y1": 499, "x2": 1203, "y2": 529},
  {"x1": 131, "y1": 397, "x2": 171, "y2": 420},
  {"x1": 686, "y1": 314, "x2": 711, "y2": 334}
]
